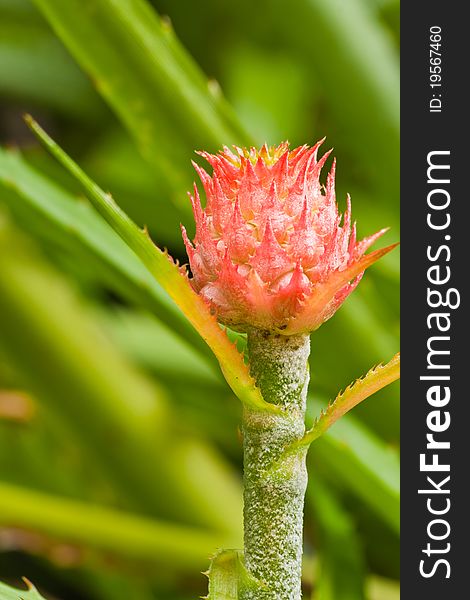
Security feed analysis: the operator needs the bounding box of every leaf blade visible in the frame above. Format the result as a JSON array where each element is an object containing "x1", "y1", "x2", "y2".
[
  {"x1": 0, "y1": 481, "x2": 232, "y2": 570},
  {"x1": 0, "y1": 145, "x2": 212, "y2": 363},
  {"x1": 308, "y1": 479, "x2": 365, "y2": 600},
  {"x1": 206, "y1": 550, "x2": 262, "y2": 600},
  {"x1": 25, "y1": 116, "x2": 274, "y2": 413},
  {"x1": 31, "y1": 0, "x2": 253, "y2": 211},
  {"x1": 0, "y1": 579, "x2": 46, "y2": 600},
  {"x1": 301, "y1": 353, "x2": 400, "y2": 446},
  {"x1": 310, "y1": 415, "x2": 399, "y2": 533}
]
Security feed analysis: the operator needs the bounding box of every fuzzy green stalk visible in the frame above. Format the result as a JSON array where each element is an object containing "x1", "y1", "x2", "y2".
[{"x1": 241, "y1": 329, "x2": 310, "y2": 600}]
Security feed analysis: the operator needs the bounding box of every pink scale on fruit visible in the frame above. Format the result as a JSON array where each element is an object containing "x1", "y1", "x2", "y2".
[{"x1": 182, "y1": 141, "x2": 397, "y2": 334}]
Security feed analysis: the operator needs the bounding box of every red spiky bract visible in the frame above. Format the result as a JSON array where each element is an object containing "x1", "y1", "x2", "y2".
[{"x1": 182, "y1": 141, "x2": 391, "y2": 334}]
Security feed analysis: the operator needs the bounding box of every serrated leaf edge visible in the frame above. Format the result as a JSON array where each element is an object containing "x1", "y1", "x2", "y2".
[
  {"x1": 24, "y1": 115, "x2": 278, "y2": 415},
  {"x1": 288, "y1": 353, "x2": 400, "y2": 453}
]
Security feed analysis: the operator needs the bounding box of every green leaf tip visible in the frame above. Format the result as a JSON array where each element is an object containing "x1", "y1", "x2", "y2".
[
  {"x1": 0, "y1": 578, "x2": 47, "y2": 600},
  {"x1": 23, "y1": 116, "x2": 276, "y2": 414},
  {"x1": 298, "y1": 353, "x2": 400, "y2": 448}
]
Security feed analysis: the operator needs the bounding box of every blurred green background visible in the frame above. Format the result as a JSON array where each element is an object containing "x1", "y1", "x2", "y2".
[{"x1": 0, "y1": 0, "x2": 399, "y2": 598}]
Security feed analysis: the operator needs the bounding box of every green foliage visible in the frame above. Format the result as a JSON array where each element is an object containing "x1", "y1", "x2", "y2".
[
  {"x1": 30, "y1": 0, "x2": 253, "y2": 211},
  {"x1": 0, "y1": 580, "x2": 46, "y2": 600},
  {"x1": 0, "y1": 0, "x2": 399, "y2": 597},
  {"x1": 0, "y1": 216, "x2": 244, "y2": 533},
  {"x1": 0, "y1": 144, "x2": 213, "y2": 361},
  {"x1": 308, "y1": 479, "x2": 365, "y2": 600},
  {"x1": 310, "y1": 413, "x2": 400, "y2": 535},
  {"x1": 25, "y1": 116, "x2": 272, "y2": 414},
  {"x1": 0, "y1": 481, "x2": 231, "y2": 569},
  {"x1": 300, "y1": 353, "x2": 400, "y2": 446},
  {"x1": 205, "y1": 550, "x2": 261, "y2": 600}
]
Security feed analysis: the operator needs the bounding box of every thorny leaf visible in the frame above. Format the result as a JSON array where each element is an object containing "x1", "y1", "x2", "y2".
[
  {"x1": 0, "y1": 579, "x2": 47, "y2": 600},
  {"x1": 294, "y1": 353, "x2": 400, "y2": 450},
  {"x1": 204, "y1": 549, "x2": 262, "y2": 600},
  {"x1": 25, "y1": 116, "x2": 277, "y2": 414}
]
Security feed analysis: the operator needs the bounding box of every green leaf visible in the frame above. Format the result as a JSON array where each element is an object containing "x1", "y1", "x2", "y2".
[
  {"x1": 206, "y1": 550, "x2": 239, "y2": 600},
  {"x1": 0, "y1": 15, "x2": 101, "y2": 117},
  {"x1": 25, "y1": 116, "x2": 275, "y2": 414},
  {"x1": 0, "y1": 214, "x2": 168, "y2": 513},
  {"x1": 276, "y1": 0, "x2": 399, "y2": 201},
  {"x1": 31, "y1": 0, "x2": 253, "y2": 210},
  {"x1": 0, "y1": 481, "x2": 232, "y2": 570},
  {"x1": 300, "y1": 353, "x2": 400, "y2": 446},
  {"x1": 308, "y1": 479, "x2": 365, "y2": 600},
  {"x1": 205, "y1": 550, "x2": 262, "y2": 600},
  {"x1": 0, "y1": 216, "x2": 243, "y2": 534},
  {"x1": 309, "y1": 288, "x2": 400, "y2": 441},
  {"x1": 0, "y1": 144, "x2": 212, "y2": 364},
  {"x1": 0, "y1": 580, "x2": 46, "y2": 600},
  {"x1": 98, "y1": 308, "x2": 221, "y2": 386},
  {"x1": 310, "y1": 415, "x2": 399, "y2": 534}
]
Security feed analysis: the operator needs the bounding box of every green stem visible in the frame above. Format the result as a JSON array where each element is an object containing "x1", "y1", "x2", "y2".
[{"x1": 241, "y1": 330, "x2": 310, "y2": 599}]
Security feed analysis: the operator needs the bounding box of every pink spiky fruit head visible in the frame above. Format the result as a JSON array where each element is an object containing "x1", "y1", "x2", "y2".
[{"x1": 182, "y1": 141, "x2": 396, "y2": 335}]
